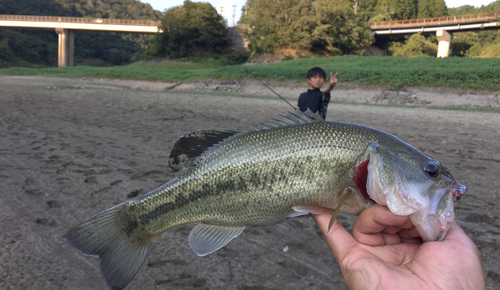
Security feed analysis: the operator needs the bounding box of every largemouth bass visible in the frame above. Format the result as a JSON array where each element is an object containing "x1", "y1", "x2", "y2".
[{"x1": 63, "y1": 110, "x2": 465, "y2": 290}]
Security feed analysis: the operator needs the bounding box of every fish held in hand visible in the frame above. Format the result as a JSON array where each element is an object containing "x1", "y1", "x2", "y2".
[{"x1": 63, "y1": 110, "x2": 465, "y2": 289}]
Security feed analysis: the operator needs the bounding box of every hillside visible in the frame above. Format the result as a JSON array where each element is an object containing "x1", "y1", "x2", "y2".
[{"x1": 0, "y1": 0, "x2": 161, "y2": 67}]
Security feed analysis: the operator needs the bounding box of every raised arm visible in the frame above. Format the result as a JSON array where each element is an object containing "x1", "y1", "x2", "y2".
[{"x1": 323, "y1": 72, "x2": 338, "y2": 95}]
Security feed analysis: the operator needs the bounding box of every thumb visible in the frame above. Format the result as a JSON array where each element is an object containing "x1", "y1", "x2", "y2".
[
  {"x1": 444, "y1": 222, "x2": 481, "y2": 255},
  {"x1": 311, "y1": 213, "x2": 358, "y2": 264}
]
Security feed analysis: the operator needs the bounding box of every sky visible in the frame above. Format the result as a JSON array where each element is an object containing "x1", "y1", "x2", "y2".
[
  {"x1": 143, "y1": 0, "x2": 498, "y2": 26},
  {"x1": 146, "y1": 0, "x2": 248, "y2": 26}
]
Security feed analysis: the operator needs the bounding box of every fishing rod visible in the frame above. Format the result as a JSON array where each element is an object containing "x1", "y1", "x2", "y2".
[
  {"x1": 227, "y1": 59, "x2": 297, "y2": 110},
  {"x1": 207, "y1": 41, "x2": 297, "y2": 111}
]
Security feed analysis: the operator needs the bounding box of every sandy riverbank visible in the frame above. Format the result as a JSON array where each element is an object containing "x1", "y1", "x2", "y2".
[
  {"x1": 0, "y1": 76, "x2": 498, "y2": 289},
  {"x1": 3, "y1": 75, "x2": 499, "y2": 107}
]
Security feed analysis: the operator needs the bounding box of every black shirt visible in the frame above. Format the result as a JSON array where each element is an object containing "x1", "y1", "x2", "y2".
[{"x1": 297, "y1": 89, "x2": 330, "y2": 119}]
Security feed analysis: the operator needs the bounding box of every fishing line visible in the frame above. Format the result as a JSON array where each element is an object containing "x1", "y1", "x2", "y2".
[{"x1": 207, "y1": 40, "x2": 297, "y2": 111}]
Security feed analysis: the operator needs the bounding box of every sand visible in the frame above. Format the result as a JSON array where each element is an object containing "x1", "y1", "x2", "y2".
[{"x1": 0, "y1": 76, "x2": 499, "y2": 290}]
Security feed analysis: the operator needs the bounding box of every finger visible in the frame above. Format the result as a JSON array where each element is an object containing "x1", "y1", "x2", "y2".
[
  {"x1": 443, "y1": 222, "x2": 467, "y2": 241},
  {"x1": 365, "y1": 241, "x2": 420, "y2": 265},
  {"x1": 333, "y1": 72, "x2": 338, "y2": 78},
  {"x1": 398, "y1": 226, "x2": 422, "y2": 244},
  {"x1": 382, "y1": 223, "x2": 412, "y2": 234},
  {"x1": 443, "y1": 222, "x2": 479, "y2": 254},
  {"x1": 353, "y1": 205, "x2": 412, "y2": 246},
  {"x1": 442, "y1": 223, "x2": 486, "y2": 287},
  {"x1": 355, "y1": 205, "x2": 411, "y2": 232},
  {"x1": 311, "y1": 213, "x2": 358, "y2": 263}
]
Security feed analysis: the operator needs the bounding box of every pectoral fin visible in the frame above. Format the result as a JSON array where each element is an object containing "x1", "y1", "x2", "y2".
[
  {"x1": 327, "y1": 188, "x2": 352, "y2": 233},
  {"x1": 290, "y1": 205, "x2": 333, "y2": 216},
  {"x1": 188, "y1": 223, "x2": 245, "y2": 256}
]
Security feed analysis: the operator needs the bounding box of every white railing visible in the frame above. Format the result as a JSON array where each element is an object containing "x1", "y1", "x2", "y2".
[
  {"x1": 0, "y1": 14, "x2": 160, "y2": 27},
  {"x1": 370, "y1": 11, "x2": 500, "y2": 29}
]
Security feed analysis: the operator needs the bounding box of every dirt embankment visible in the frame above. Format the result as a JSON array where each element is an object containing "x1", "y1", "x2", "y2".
[
  {"x1": 0, "y1": 75, "x2": 499, "y2": 290},
  {"x1": 5, "y1": 75, "x2": 498, "y2": 108}
]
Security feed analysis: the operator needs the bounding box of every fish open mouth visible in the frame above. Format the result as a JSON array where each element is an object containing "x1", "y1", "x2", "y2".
[
  {"x1": 355, "y1": 159, "x2": 370, "y2": 200},
  {"x1": 452, "y1": 182, "x2": 466, "y2": 201}
]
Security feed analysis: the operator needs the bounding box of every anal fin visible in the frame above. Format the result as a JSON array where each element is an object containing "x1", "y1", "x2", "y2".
[{"x1": 188, "y1": 223, "x2": 245, "y2": 256}]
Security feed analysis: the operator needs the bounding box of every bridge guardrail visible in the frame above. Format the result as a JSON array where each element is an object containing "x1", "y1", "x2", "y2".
[
  {"x1": 0, "y1": 14, "x2": 160, "y2": 27},
  {"x1": 369, "y1": 11, "x2": 500, "y2": 29}
]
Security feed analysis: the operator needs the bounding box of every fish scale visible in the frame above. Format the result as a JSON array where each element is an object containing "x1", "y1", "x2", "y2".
[
  {"x1": 126, "y1": 122, "x2": 371, "y2": 234},
  {"x1": 63, "y1": 110, "x2": 465, "y2": 290}
]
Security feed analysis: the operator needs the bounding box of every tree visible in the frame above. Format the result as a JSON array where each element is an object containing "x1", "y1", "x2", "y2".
[
  {"x1": 370, "y1": 0, "x2": 418, "y2": 21},
  {"x1": 0, "y1": 0, "x2": 162, "y2": 67},
  {"x1": 449, "y1": 0, "x2": 500, "y2": 15},
  {"x1": 148, "y1": 0, "x2": 229, "y2": 58},
  {"x1": 388, "y1": 33, "x2": 437, "y2": 57},
  {"x1": 466, "y1": 30, "x2": 500, "y2": 57},
  {"x1": 310, "y1": 0, "x2": 374, "y2": 54},
  {"x1": 447, "y1": 5, "x2": 477, "y2": 16},
  {"x1": 450, "y1": 32, "x2": 478, "y2": 57},
  {"x1": 478, "y1": 43, "x2": 500, "y2": 58},
  {"x1": 356, "y1": 0, "x2": 379, "y2": 22},
  {"x1": 448, "y1": 1, "x2": 500, "y2": 57},
  {"x1": 242, "y1": 0, "x2": 373, "y2": 55},
  {"x1": 417, "y1": 0, "x2": 448, "y2": 18},
  {"x1": 241, "y1": 0, "x2": 313, "y2": 54}
]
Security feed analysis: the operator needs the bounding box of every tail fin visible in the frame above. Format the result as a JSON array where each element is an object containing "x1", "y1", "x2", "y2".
[{"x1": 63, "y1": 205, "x2": 155, "y2": 290}]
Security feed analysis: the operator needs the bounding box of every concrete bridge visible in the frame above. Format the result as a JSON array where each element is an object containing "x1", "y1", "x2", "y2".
[
  {"x1": 0, "y1": 14, "x2": 161, "y2": 67},
  {"x1": 369, "y1": 11, "x2": 500, "y2": 57},
  {"x1": 1, "y1": 12, "x2": 499, "y2": 65}
]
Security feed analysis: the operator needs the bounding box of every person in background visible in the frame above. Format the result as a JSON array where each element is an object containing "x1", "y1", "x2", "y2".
[
  {"x1": 311, "y1": 204, "x2": 486, "y2": 290},
  {"x1": 297, "y1": 67, "x2": 338, "y2": 120}
]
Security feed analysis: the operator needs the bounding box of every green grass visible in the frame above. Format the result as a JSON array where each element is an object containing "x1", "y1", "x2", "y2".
[
  {"x1": 208, "y1": 55, "x2": 500, "y2": 90},
  {"x1": 1, "y1": 55, "x2": 500, "y2": 90},
  {"x1": 427, "y1": 105, "x2": 500, "y2": 113},
  {"x1": 0, "y1": 57, "x2": 226, "y2": 82}
]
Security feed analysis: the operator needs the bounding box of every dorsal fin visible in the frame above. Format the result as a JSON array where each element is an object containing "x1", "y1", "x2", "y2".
[
  {"x1": 180, "y1": 109, "x2": 324, "y2": 171},
  {"x1": 256, "y1": 109, "x2": 323, "y2": 131},
  {"x1": 168, "y1": 128, "x2": 240, "y2": 172}
]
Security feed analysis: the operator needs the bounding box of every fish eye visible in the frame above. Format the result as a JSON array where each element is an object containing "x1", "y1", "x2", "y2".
[{"x1": 424, "y1": 163, "x2": 438, "y2": 178}]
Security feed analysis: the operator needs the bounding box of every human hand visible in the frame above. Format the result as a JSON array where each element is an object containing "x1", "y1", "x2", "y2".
[
  {"x1": 330, "y1": 72, "x2": 338, "y2": 87},
  {"x1": 311, "y1": 204, "x2": 486, "y2": 290}
]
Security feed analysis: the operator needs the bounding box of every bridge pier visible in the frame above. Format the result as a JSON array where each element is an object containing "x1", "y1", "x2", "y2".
[
  {"x1": 56, "y1": 28, "x2": 75, "y2": 67},
  {"x1": 436, "y1": 30, "x2": 453, "y2": 58}
]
